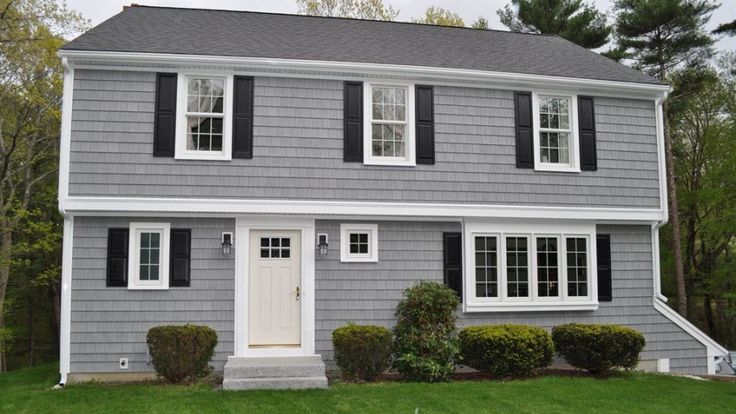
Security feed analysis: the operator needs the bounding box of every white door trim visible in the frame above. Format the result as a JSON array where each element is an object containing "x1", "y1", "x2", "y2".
[{"x1": 233, "y1": 216, "x2": 316, "y2": 358}]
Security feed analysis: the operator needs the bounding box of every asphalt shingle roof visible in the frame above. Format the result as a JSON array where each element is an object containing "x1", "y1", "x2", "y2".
[{"x1": 62, "y1": 5, "x2": 661, "y2": 85}]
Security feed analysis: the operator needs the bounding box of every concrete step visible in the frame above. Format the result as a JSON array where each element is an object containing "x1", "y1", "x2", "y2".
[
  {"x1": 223, "y1": 376, "x2": 328, "y2": 390},
  {"x1": 224, "y1": 356, "x2": 326, "y2": 379}
]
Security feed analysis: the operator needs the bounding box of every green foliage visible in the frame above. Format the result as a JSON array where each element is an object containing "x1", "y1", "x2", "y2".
[
  {"x1": 146, "y1": 325, "x2": 218, "y2": 383},
  {"x1": 713, "y1": 19, "x2": 736, "y2": 36},
  {"x1": 614, "y1": 0, "x2": 717, "y2": 78},
  {"x1": 391, "y1": 281, "x2": 459, "y2": 382},
  {"x1": 471, "y1": 16, "x2": 489, "y2": 30},
  {"x1": 411, "y1": 7, "x2": 465, "y2": 27},
  {"x1": 552, "y1": 323, "x2": 645, "y2": 374},
  {"x1": 295, "y1": 0, "x2": 398, "y2": 20},
  {"x1": 498, "y1": 0, "x2": 611, "y2": 48},
  {"x1": 459, "y1": 325, "x2": 554, "y2": 378},
  {"x1": 332, "y1": 323, "x2": 392, "y2": 381}
]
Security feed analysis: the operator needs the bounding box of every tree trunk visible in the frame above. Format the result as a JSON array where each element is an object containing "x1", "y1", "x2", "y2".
[
  {"x1": 662, "y1": 99, "x2": 688, "y2": 316},
  {"x1": 0, "y1": 223, "x2": 13, "y2": 373},
  {"x1": 703, "y1": 294, "x2": 716, "y2": 338}
]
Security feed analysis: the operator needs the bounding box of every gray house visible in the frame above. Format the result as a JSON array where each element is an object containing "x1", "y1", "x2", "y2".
[{"x1": 57, "y1": 5, "x2": 728, "y2": 389}]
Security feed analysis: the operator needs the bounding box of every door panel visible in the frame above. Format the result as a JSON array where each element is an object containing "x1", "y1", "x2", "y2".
[{"x1": 249, "y1": 230, "x2": 301, "y2": 346}]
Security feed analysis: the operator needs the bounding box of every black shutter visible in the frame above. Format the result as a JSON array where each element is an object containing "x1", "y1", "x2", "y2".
[
  {"x1": 578, "y1": 96, "x2": 597, "y2": 171},
  {"x1": 233, "y1": 76, "x2": 254, "y2": 159},
  {"x1": 416, "y1": 85, "x2": 435, "y2": 165},
  {"x1": 153, "y1": 73, "x2": 177, "y2": 157},
  {"x1": 443, "y1": 232, "x2": 463, "y2": 301},
  {"x1": 343, "y1": 81, "x2": 363, "y2": 162},
  {"x1": 597, "y1": 234, "x2": 612, "y2": 302},
  {"x1": 107, "y1": 228, "x2": 129, "y2": 287},
  {"x1": 514, "y1": 91, "x2": 534, "y2": 168},
  {"x1": 170, "y1": 229, "x2": 191, "y2": 287}
]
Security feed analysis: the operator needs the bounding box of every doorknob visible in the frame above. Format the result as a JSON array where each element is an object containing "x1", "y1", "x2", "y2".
[{"x1": 295, "y1": 286, "x2": 300, "y2": 301}]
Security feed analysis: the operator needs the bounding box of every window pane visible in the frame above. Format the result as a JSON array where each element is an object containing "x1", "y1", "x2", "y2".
[
  {"x1": 149, "y1": 265, "x2": 159, "y2": 281},
  {"x1": 537, "y1": 237, "x2": 559, "y2": 297},
  {"x1": 474, "y1": 236, "x2": 498, "y2": 298},
  {"x1": 566, "y1": 237, "x2": 588, "y2": 297},
  {"x1": 506, "y1": 236, "x2": 529, "y2": 298}
]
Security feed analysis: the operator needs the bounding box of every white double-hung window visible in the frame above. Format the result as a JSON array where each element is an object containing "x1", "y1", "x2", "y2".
[
  {"x1": 364, "y1": 83, "x2": 415, "y2": 166},
  {"x1": 464, "y1": 220, "x2": 597, "y2": 312},
  {"x1": 533, "y1": 93, "x2": 579, "y2": 172},
  {"x1": 175, "y1": 75, "x2": 234, "y2": 160}
]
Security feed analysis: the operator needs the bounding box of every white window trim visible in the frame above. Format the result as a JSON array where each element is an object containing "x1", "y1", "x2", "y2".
[
  {"x1": 128, "y1": 222, "x2": 170, "y2": 290},
  {"x1": 463, "y1": 219, "x2": 597, "y2": 312},
  {"x1": 532, "y1": 92, "x2": 580, "y2": 173},
  {"x1": 363, "y1": 82, "x2": 416, "y2": 166},
  {"x1": 340, "y1": 223, "x2": 378, "y2": 262},
  {"x1": 174, "y1": 73, "x2": 234, "y2": 161}
]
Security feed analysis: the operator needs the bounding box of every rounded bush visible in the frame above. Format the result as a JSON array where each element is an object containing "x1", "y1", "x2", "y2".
[
  {"x1": 552, "y1": 323, "x2": 645, "y2": 374},
  {"x1": 392, "y1": 281, "x2": 460, "y2": 382},
  {"x1": 332, "y1": 323, "x2": 392, "y2": 381},
  {"x1": 146, "y1": 324, "x2": 218, "y2": 383},
  {"x1": 459, "y1": 325, "x2": 554, "y2": 378}
]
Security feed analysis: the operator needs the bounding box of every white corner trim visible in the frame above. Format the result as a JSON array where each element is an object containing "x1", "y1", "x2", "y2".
[
  {"x1": 654, "y1": 96, "x2": 669, "y2": 222},
  {"x1": 233, "y1": 216, "x2": 316, "y2": 358},
  {"x1": 127, "y1": 222, "x2": 171, "y2": 290},
  {"x1": 60, "y1": 196, "x2": 666, "y2": 222},
  {"x1": 340, "y1": 223, "x2": 379, "y2": 262},
  {"x1": 58, "y1": 58, "x2": 74, "y2": 215},
  {"x1": 58, "y1": 50, "x2": 671, "y2": 99},
  {"x1": 59, "y1": 215, "x2": 74, "y2": 384}
]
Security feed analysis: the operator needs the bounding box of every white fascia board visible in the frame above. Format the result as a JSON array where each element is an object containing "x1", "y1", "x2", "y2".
[
  {"x1": 58, "y1": 50, "x2": 671, "y2": 99},
  {"x1": 60, "y1": 196, "x2": 665, "y2": 222}
]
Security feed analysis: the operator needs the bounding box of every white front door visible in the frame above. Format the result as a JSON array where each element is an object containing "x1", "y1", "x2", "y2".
[{"x1": 249, "y1": 230, "x2": 301, "y2": 346}]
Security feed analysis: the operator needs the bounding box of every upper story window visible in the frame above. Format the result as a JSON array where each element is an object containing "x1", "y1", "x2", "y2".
[
  {"x1": 533, "y1": 93, "x2": 579, "y2": 172},
  {"x1": 364, "y1": 83, "x2": 415, "y2": 166},
  {"x1": 175, "y1": 75, "x2": 233, "y2": 160},
  {"x1": 464, "y1": 220, "x2": 597, "y2": 312}
]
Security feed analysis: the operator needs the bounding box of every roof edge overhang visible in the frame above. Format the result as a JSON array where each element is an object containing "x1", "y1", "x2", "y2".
[{"x1": 59, "y1": 49, "x2": 671, "y2": 100}]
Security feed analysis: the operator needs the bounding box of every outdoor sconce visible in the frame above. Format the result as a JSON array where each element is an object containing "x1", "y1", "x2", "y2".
[
  {"x1": 317, "y1": 233, "x2": 329, "y2": 256},
  {"x1": 222, "y1": 232, "x2": 233, "y2": 256}
]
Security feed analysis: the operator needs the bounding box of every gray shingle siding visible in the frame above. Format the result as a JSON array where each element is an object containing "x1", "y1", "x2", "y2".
[
  {"x1": 70, "y1": 216, "x2": 235, "y2": 373},
  {"x1": 70, "y1": 216, "x2": 706, "y2": 375},
  {"x1": 68, "y1": 69, "x2": 660, "y2": 208},
  {"x1": 314, "y1": 221, "x2": 706, "y2": 375}
]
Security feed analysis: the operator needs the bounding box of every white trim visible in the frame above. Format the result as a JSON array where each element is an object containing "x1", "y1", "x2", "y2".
[
  {"x1": 532, "y1": 92, "x2": 580, "y2": 172},
  {"x1": 233, "y1": 216, "x2": 316, "y2": 358},
  {"x1": 58, "y1": 58, "x2": 74, "y2": 214},
  {"x1": 463, "y1": 219, "x2": 598, "y2": 312},
  {"x1": 175, "y1": 73, "x2": 233, "y2": 161},
  {"x1": 363, "y1": 82, "x2": 416, "y2": 166},
  {"x1": 127, "y1": 222, "x2": 171, "y2": 290},
  {"x1": 60, "y1": 196, "x2": 666, "y2": 222},
  {"x1": 58, "y1": 50, "x2": 671, "y2": 99},
  {"x1": 59, "y1": 216, "x2": 74, "y2": 385},
  {"x1": 340, "y1": 223, "x2": 379, "y2": 262},
  {"x1": 654, "y1": 97, "x2": 669, "y2": 220}
]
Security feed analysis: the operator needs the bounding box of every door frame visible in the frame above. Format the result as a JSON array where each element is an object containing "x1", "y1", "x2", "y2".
[{"x1": 233, "y1": 216, "x2": 316, "y2": 358}]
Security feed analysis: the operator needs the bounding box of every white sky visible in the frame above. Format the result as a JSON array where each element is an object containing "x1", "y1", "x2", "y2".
[{"x1": 67, "y1": 0, "x2": 736, "y2": 52}]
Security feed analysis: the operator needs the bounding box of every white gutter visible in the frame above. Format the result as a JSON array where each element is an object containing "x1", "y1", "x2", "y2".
[
  {"x1": 650, "y1": 94, "x2": 728, "y2": 375},
  {"x1": 58, "y1": 49, "x2": 670, "y2": 99}
]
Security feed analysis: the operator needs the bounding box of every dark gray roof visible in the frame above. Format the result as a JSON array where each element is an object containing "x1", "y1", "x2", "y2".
[{"x1": 63, "y1": 5, "x2": 661, "y2": 85}]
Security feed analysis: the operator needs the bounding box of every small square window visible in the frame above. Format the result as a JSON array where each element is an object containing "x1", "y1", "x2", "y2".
[{"x1": 340, "y1": 224, "x2": 378, "y2": 262}]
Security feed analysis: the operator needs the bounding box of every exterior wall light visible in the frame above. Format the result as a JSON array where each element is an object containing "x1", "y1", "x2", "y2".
[
  {"x1": 317, "y1": 233, "x2": 329, "y2": 256},
  {"x1": 222, "y1": 232, "x2": 233, "y2": 256}
]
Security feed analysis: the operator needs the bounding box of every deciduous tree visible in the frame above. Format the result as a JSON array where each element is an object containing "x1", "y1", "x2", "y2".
[
  {"x1": 412, "y1": 6, "x2": 464, "y2": 27},
  {"x1": 296, "y1": 0, "x2": 398, "y2": 20}
]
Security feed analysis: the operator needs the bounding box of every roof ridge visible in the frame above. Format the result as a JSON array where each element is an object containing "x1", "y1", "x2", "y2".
[{"x1": 125, "y1": 3, "x2": 561, "y2": 38}]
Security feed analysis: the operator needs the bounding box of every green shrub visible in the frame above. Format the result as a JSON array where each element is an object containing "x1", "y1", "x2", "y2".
[
  {"x1": 146, "y1": 324, "x2": 218, "y2": 383},
  {"x1": 332, "y1": 323, "x2": 392, "y2": 381},
  {"x1": 459, "y1": 325, "x2": 554, "y2": 378},
  {"x1": 552, "y1": 323, "x2": 646, "y2": 374},
  {"x1": 392, "y1": 281, "x2": 460, "y2": 382}
]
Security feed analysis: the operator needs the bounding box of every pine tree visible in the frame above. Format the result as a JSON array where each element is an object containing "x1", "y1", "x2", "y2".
[
  {"x1": 497, "y1": 0, "x2": 611, "y2": 48},
  {"x1": 614, "y1": 0, "x2": 717, "y2": 317}
]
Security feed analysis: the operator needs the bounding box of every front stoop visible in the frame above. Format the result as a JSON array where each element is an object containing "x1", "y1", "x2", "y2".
[{"x1": 222, "y1": 356, "x2": 328, "y2": 390}]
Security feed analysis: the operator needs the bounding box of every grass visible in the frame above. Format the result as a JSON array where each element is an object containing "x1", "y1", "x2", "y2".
[{"x1": 1, "y1": 363, "x2": 735, "y2": 413}]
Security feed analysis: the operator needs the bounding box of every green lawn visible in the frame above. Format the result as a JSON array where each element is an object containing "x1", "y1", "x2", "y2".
[{"x1": 1, "y1": 364, "x2": 734, "y2": 413}]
